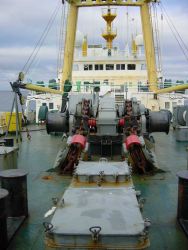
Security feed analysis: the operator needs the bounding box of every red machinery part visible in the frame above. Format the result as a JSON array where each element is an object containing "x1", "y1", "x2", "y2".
[
  {"x1": 118, "y1": 118, "x2": 125, "y2": 127},
  {"x1": 88, "y1": 119, "x2": 97, "y2": 127},
  {"x1": 125, "y1": 135, "x2": 141, "y2": 150},
  {"x1": 71, "y1": 135, "x2": 87, "y2": 149}
]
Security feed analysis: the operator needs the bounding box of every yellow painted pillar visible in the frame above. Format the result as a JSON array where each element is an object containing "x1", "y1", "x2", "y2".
[
  {"x1": 140, "y1": 3, "x2": 158, "y2": 92},
  {"x1": 61, "y1": 4, "x2": 78, "y2": 90},
  {"x1": 82, "y1": 36, "x2": 88, "y2": 57}
]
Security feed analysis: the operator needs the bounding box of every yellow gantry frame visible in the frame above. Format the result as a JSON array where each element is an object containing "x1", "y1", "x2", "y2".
[
  {"x1": 20, "y1": 0, "x2": 187, "y2": 95},
  {"x1": 62, "y1": 0, "x2": 158, "y2": 92}
]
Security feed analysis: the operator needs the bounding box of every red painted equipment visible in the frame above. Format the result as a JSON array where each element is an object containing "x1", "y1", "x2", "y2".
[
  {"x1": 125, "y1": 135, "x2": 141, "y2": 150},
  {"x1": 71, "y1": 135, "x2": 86, "y2": 149},
  {"x1": 118, "y1": 118, "x2": 125, "y2": 127},
  {"x1": 88, "y1": 119, "x2": 97, "y2": 127}
]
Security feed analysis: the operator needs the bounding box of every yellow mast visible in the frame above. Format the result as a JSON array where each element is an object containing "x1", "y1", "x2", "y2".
[
  {"x1": 82, "y1": 35, "x2": 88, "y2": 57},
  {"x1": 132, "y1": 35, "x2": 138, "y2": 55},
  {"x1": 102, "y1": 7, "x2": 117, "y2": 53},
  {"x1": 140, "y1": 2, "x2": 158, "y2": 92},
  {"x1": 61, "y1": 4, "x2": 78, "y2": 91}
]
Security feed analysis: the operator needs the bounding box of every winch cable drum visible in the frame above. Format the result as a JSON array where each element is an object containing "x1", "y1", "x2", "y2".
[
  {"x1": 46, "y1": 111, "x2": 69, "y2": 134},
  {"x1": 176, "y1": 106, "x2": 188, "y2": 126},
  {"x1": 146, "y1": 110, "x2": 170, "y2": 134}
]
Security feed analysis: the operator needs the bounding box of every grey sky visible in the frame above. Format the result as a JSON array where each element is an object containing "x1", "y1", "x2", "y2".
[{"x1": 0, "y1": 0, "x2": 188, "y2": 90}]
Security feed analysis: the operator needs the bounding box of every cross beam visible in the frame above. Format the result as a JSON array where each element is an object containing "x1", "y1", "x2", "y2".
[{"x1": 66, "y1": 0, "x2": 154, "y2": 8}]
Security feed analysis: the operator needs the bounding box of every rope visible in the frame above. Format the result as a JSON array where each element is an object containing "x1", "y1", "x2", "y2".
[
  {"x1": 159, "y1": 2, "x2": 188, "y2": 62},
  {"x1": 152, "y1": 3, "x2": 162, "y2": 73},
  {"x1": 57, "y1": 2, "x2": 67, "y2": 77},
  {"x1": 21, "y1": 0, "x2": 61, "y2": 75}
]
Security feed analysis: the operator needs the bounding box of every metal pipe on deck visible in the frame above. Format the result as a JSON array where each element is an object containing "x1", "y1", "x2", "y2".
[
  {"x1": 21, "y1": 83, "x2": 63, "y2": 95},
  {"x1": 155, "y1": 84, "x2": 188, "y2": 94}
]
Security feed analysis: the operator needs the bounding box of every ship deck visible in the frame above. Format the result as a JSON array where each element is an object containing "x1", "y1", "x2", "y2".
[{"x1": 4, "y1": 126, "x2": 188, "y2": 250}]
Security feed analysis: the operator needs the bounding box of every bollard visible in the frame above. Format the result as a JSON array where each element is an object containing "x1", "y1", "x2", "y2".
[
  {"x1": 177, "y1": 170, "x2": 188, "y2": 236},
  {"x1": 0, "y1": 169, "x2": 28, "y2": 217},
  {"x1": 0, "y1": 188, "x2": 9, "y2": 250}
]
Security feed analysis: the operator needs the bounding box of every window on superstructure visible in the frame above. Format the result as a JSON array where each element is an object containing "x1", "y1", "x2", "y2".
[
  {"x1": 42, "y1": 103, "x2": 46, "y2": 106},
  {"x1": 100, "y1": 64, "x2": 103, "y2": 70},
  {"x1": 172, "y1": 102, "x2": 177, "y2": 108},
  {"x1": 121, "y1": 64, "x2": 125, "y2": 70},
  {"x1": 84, "y1": 64, "x2": 93, "y2": 71},
  {"x1": 165, "y1": 102, "x2": 170, "y2": 109},
  {"x1": 95, "y1": 64, "x2": 103, "y2": 70},
  {"x1": 49, "y1": 103, "x2": 54, "y2": 109},
  {"x1": 106, "y1": 64, "x2": 114, "y2": 70},
  {"x1": 73, "y1": 64, "x2": 79, "y2": 71},
  {"x1": 141, "y1": 64, "x2": 146, "y2": 70},
  {"x1": 116, "y1": 64, "x2": 125, "y2": 70},
  {"x1": 127, "y1": 64, "x2": 136, "y2": 70},
  {"x1": 116, "y1": 64, "x2": 121, "y2": 70}
]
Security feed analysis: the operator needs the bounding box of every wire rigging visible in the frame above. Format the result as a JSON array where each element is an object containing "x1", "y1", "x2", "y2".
[
  {"x1": 57, "y1": 2, "x2": 67, "y2": 78},
  {"x1": 152, "y1": 3, "x2": 162, "y2": 73},
  {"x1": 159, "y1": 2, "x2": 188, "y2": 62},
  {"x1": 21, "y1": 0, "x2": 61, "y2": 76}
]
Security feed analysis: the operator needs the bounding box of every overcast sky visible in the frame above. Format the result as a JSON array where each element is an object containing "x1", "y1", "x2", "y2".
[{"x1": 0, "y1": 0, "x2": 188, "y2": 90}]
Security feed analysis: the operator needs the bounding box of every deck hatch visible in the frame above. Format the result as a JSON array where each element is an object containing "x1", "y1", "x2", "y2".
[
  {"x1": 74, "y1": 161, "x2": 131, "y2": 183},
  {"x1": 47, "y1": 187, "x2": 147, "y2": 248}
]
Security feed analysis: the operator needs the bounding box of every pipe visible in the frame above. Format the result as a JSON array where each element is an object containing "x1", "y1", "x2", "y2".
[
  {"x1": 21, "y1": 83, "x2": 63, "y2": 95},
  {"x1": 155, "y1": 84, "x2": 188, "y2": 94}
]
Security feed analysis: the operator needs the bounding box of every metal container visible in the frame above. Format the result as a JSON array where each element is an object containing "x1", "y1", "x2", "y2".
[
  {"x1": 0, "y1": 188, "x2": 9, "y2": 250},
  {"x1": 46, "y1": 111, "x2": 69, "y2": 134},
  {"x1": 0, "y1": 169, "x2": 28, "y2": 217},
  {"x1": 147, "y1": 111, "x2": 170, "y2": 134},
  {"x1": 0, "y1": 146, "x2": 18, "y2": 170},
  {"x1": 74, "y1": 161, "x2": 131, "y2": 184},
  {"x1": 177, "y1": 170, "x2": 188, "y2": 220},
  {"x1": 175, "y1": 126, "x2": 188, "y2": 142},
  {"x1": 177, "y1": 170, "x2": 188, "y2": 236}
]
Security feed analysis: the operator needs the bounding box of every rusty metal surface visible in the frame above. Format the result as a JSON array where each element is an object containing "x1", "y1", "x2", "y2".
[
  {"x1": 50, "y1": 187, "x2": 145, "y2": 235},
  {"x1": 74, "y1": 160, "x2": 131, "y2": 184}
]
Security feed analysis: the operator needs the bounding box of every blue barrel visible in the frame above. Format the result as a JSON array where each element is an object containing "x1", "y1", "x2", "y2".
[{"x1": 0, "y1": 188, "x2": 9, "y2": 249}]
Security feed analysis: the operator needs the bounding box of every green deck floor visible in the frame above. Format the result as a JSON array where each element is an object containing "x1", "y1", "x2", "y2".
[{"x1": 5, "y1": 127, "x2": 188, "y2": 250}]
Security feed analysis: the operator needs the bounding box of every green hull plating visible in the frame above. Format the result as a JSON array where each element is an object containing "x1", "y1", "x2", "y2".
[{"x1": 6, "y1": 128, "x2": 188, "y2": 250}]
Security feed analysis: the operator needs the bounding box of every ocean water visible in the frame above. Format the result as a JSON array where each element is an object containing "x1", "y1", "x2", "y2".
[{"x1": 0, "y1": 90, "x2": 28, "y2": 112}]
